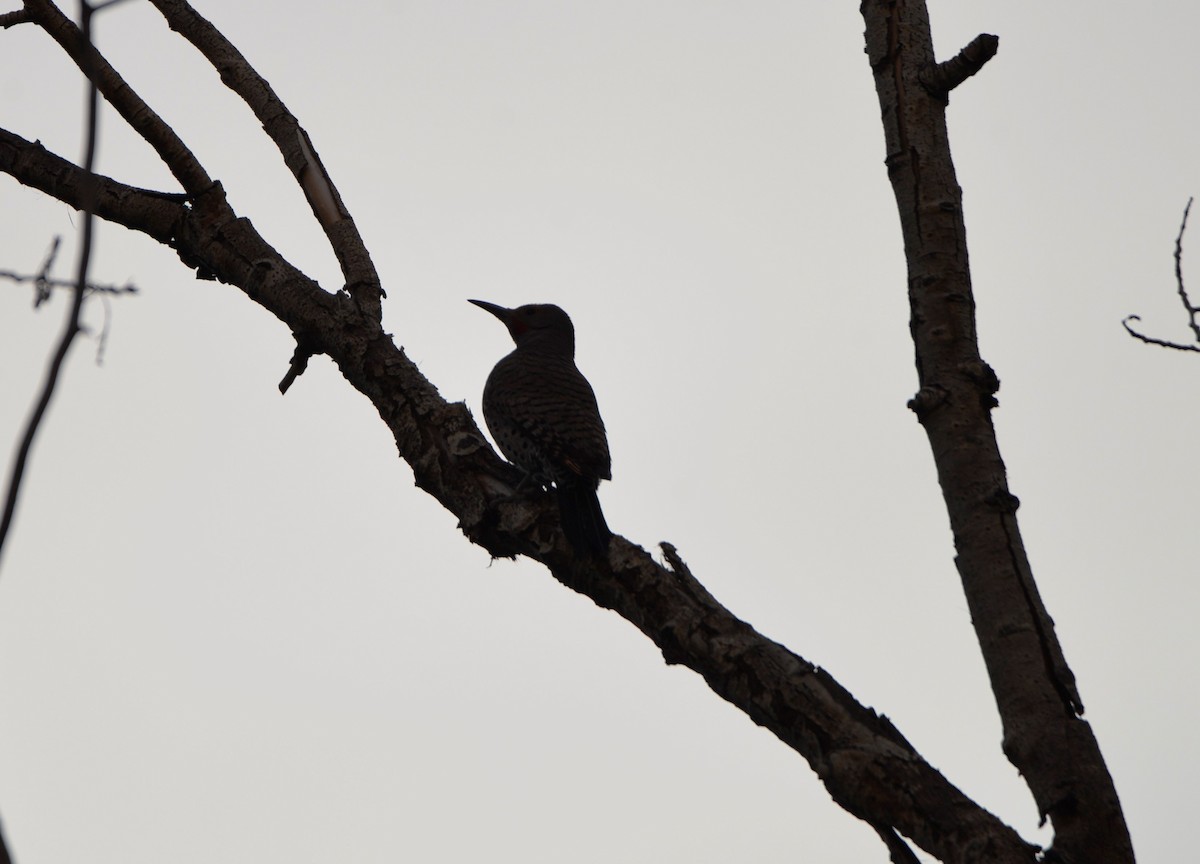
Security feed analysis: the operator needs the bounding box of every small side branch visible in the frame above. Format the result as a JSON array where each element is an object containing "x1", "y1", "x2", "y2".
[
  {"x1": 0, "y1": 128, "x2": 186, "y2": 246},
  {"x1": 0, "y1": 246, "x2": 138, "y2": 302},
  {"x1": 1120, "y1": 315, "x2": 1200, "y2": 352},
  {"x1": 871, "y1": 824, "x2": 923, "y2": 864},
  {"x1": 0, "y1": 272, "x2": 138, "y2": 297},
  {"x1": 921, "y1": 33, "x2": 999, "y2": 99},
  {"x1": 1123, "y1": 198, "x2": 1199, "y2": 351},
  {"x1": 0, "y1": 9, "x2": 32, "y2": 27},
  {"x1": 278, "y1": 333, "x2": 318, "y2": 394}
]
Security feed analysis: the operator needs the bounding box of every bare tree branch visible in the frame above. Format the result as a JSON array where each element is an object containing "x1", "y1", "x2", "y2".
[
  {"x1": 861, "y1": 1, "x2": 1131, "y2": 861},
  {"x1": 920, "y1": 34, "x2": 999, "y2": 99},
  {"x1": 0, "y1": 129, "x2": 185, "y2": 245},
  {"x1": 1121, "y1": 315, "x2": 1200, "y2": 351},
  {"x1": 1123, "y1": 197, "x2": 1198, "y2": 351},
  {"x1": 23, "y1": 0, "x2": 211, "y2": 194},
  {"x1": 1, "y1": 254, "x2": 138, "y2": 300},
  {"x1": 872, "y1": 824, "x2": 923, "y2": 864},
  {"x1": 0, "y1": 2, "x2": 105, "y2": 570},
  {"x1": 146, "y1": 0, "x2": 383, "y2": 321},
  {"x1": 0, "y1": 9, "x2": 31, "y2": 27},
  {"x1": 33, "y1": 236, "x2": 59, "y2": 307}
]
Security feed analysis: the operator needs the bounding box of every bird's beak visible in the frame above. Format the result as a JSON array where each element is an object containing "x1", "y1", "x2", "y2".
[{"x1": 468, "y1": 299, "x2": 512, "y2": 322}]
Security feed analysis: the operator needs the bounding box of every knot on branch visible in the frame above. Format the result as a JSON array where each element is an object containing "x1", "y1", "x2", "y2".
[
  {"x1": 958, "y1": 359, "x2": 1000, "y2": 408},
  {"x1": 983, "y1": 486, "x2": 1020, "y2": 514},
  {"x1": 920, "y1": 33, "x2": 999, "y2": 100},
  {"x1": 906, "y1": 385, "x2": 947, "y2": 419}
]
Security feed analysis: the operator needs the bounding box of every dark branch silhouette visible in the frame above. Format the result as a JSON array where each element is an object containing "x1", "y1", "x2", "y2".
[
  {"x1": 920, "y1": 33, "x2": 1000, "y2": 98},
  {"x1": 0, "y1": 1, "x2": 110, "y2": 569},
  {"x1": 861, "y1": 0, "x2": 1130, "y2": 859},
  {"x1": 1124, "y1": 197, "x2": 1199, "y2": 351},
  {"x1": 0, "y1": 244, "x2": 138, "y2": 301}
]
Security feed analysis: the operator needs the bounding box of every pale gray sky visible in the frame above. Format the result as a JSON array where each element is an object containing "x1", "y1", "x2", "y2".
[{"x1": 1, "y1": 2, "x2": 1196, "y2": 861}]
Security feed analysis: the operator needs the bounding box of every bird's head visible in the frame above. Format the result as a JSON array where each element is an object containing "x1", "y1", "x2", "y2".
[{"x1": 469, "y1": 300, "x2": 576, "y2": 353}]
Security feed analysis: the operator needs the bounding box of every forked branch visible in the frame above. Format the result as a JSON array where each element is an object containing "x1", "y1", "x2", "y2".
[
  {"x1": 146, "y1": 0, "x2": 383, "y2": 317},
  {"x1": 1123, "y1": 197, "x2": 1199, "y2": 351}
]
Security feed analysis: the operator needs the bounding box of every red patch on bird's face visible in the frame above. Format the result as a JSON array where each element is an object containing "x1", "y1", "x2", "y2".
[{"x1": 508, "y1": 319, "x2": 529, "y2": 338}]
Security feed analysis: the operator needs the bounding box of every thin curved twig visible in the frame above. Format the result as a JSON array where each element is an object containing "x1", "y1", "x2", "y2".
[
  {"x1": 862, "y1": 0, "x2": 1131, "y2": 859},
  {"x1": 1123, "y1": 198, "x2": 1198, "y2": 350},
  {"x1": 0, "y1": 265, "x2": 138, "y2": 299},
  {"x1": 1121, "y1": 314, "x2": 1200, "y2": 352},
  {"x1": 1173, "y1": 197, "x2": 1198, "y2": 340}
]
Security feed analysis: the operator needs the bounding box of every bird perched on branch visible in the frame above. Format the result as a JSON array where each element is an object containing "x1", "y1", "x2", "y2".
[{"x1": 468, "y1": 300, "x2": 612, "y2": 556}]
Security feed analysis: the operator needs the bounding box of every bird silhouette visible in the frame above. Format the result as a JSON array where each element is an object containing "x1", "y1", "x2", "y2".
[{"x1": 469, "y1": 300, "x2": 612, "y2": 556}]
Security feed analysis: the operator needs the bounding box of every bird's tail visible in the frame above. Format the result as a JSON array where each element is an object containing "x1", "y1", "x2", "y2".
[{"x1": 556, "y1": 484, "x2": 612, "y2": 557}]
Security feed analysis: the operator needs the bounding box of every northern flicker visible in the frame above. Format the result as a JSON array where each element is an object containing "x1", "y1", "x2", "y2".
[{"x1": 469, "y1": 300, "x2": 612, "y2": 556}]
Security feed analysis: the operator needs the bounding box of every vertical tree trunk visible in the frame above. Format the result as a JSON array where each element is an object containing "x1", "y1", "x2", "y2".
[{"x1": 860, "y1": 2, "x2": 1134, "y2": 861}]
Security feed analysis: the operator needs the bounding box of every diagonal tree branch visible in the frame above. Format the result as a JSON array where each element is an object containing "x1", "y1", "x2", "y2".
[
  {"x1": 24, "y1": 0, "x2": 211, "y2": 195},
  {"x1": 0, "y1": 268, "x2": 137, "y2": 297},
  {"x1": 145, "y1": 0, "x2": 383, "y2": 319},
  {"x1": 860, "y1": 1, "x2": 1131, "y2": 862},
  {"x1": 0, "y1": 129, "x2": 185, "y2": 245}
]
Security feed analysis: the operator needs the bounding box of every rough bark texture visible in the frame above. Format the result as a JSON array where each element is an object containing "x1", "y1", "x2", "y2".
[{"x1": 860, "y1": 2, "x2": 1133, "y2": 862}]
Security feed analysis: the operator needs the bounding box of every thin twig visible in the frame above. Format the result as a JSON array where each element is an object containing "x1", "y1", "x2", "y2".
[
  {"x1": 1123, "y1": 198, "x2": 1198, "y2": 351},
  {"x1": 0, "y1": 269, "x2": 137, "y2": 298},
  {"x1": 0, "y1": 2, "x2": 105, "y2": 569},
  {"x1": 1121, "y1": 315, "x2": 1200, "y2": 352},
  {"x1": 33, "y1": 236, "x2": 60, "y2": 307},
  {"x1": 1173, "y1": 197, "x2": 1197, "y2": 341}
]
